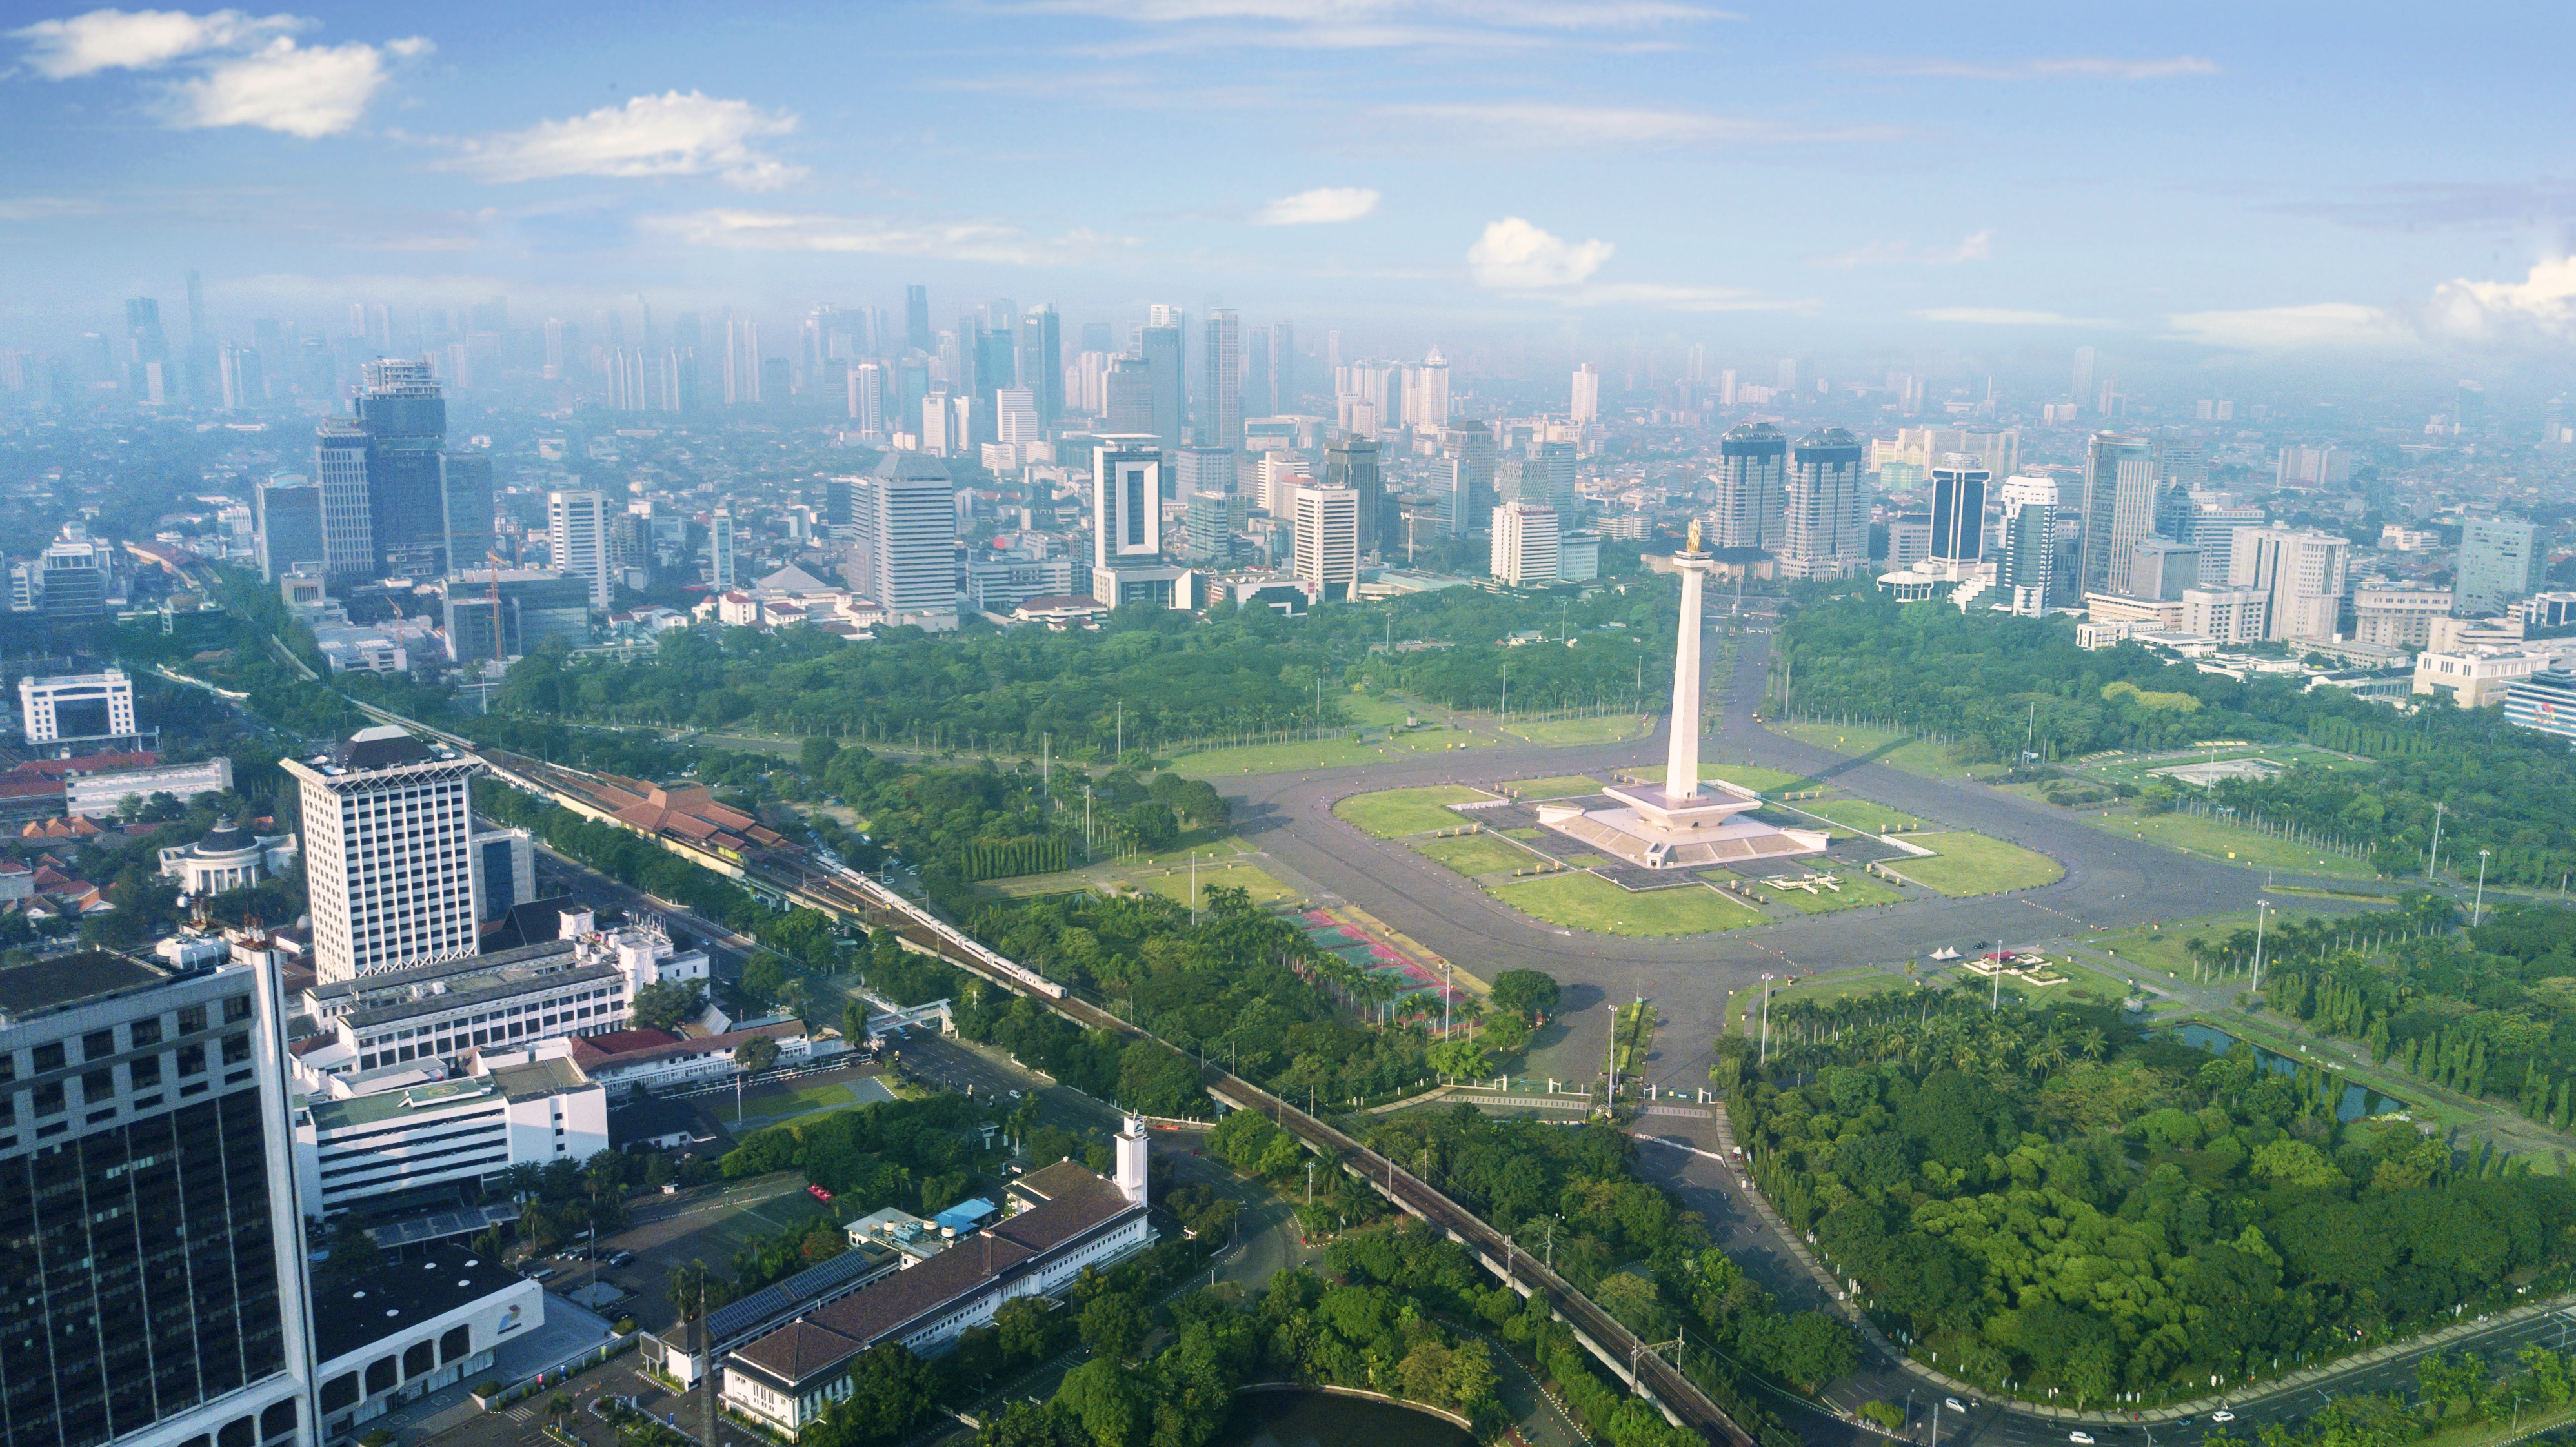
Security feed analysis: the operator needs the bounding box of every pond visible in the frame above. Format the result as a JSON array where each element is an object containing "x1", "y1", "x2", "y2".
[
  {"x1": 2168, "y1": 1022, "x2": 2408, "y2": 1123},
  {"x1": 1214, "y1": 1391, "x2": 1475, "y2": 1447}
]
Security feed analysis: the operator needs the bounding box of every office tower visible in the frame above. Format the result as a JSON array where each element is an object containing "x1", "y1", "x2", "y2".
[
  {"x1": 1184, "y1": 490, "x2": 1233, "y2": 563},
  {"x1": 710, "y1": 509, "x2": 735, "y2": 589},
  {"x1": 1928, "y1": 459, "x2": 1989, "y2": 563},
  {"x1": 2455, "y1": 518, "x2": 2547, "y2": 614},
  {"x1": 356, "y1": 359, "x2": 447, "y2": 574},
  {"x1": 2152, "y1": 482, "x2": 2197, "y2": 545},
  {"x1": 255, "y1": 478, "x2": 325, "y2": 582},
  {"x1": 2457, "y1": 380, "x2": 2487, "y2": 435},
  {"x1": 1200, "y1": 309, "x2": 1242, "y2": 449},
  {"x1": 2150, "y1": 428, "x2": 2206, "y2": 489},
  {"x1": 1176, "y1": 444, "x2": 1236, "y2": 504},
  {"x1": 548, "y1": 489, "x2": 612, "y2": 607},
  {"x1": 1323, "y1": 436, "x2": 1383, "y2": 558},
  {"x1": 314, "y1": 419, "x2": 374, "y2": 577},
  {"x1": 849, "y1": 361, "x2": 885, "y2": 430},
  {"x1": 905, "y1": 285, "x2": 931, "y2": 352},
  {"x1": 183, "y1": 268, "x2": 216, "y2": 407},
  {"x1": 1409, "y1": 346, "x2": 1449, "y2": 429},
  {"x1": 1243, "y1": 327, "x2": 1271, "y2": 419},
  {"x1": 1997, "y1": 474, "x2": 2058, "y2": 614},
  {"x1": 125, "y1": 297, "x2": 167, "y2": 399},
  {"x1": 1489, "y1": 500, "x2": 1561, "y2": 587},
  {"x1": 918, "y1": 389, "x2": 953, "y2": 455},
  {"x1": 1558, "y1": 529, "x2": 1600, "y2": 584},
  {"x1": 39, "y1": 536, "x2": 110, "y2": 626},
  {"x1": 996, "y1": 387, "x2": 1041, "y2": 448},
  {"x1": 1711, "y1": 421, "x2": 1787, "y2": 550},
  {"x1": 1782, "y1": 428, "x2": 1868, "y2": 578},
  {"x1": 724, "y1": 317, "x2": 761, "y2": 404},
  {"x1": 1570, "y1": 363, "x2": 1600, "y2": 423},
  {"x1": 287, "y1": 727, "x2": 486, "y2": 982},
  {"x1": 1293, "y1": 484, "x2": 1360, "y2": 600},
  {"x1": 1272, "y1": 322, "x2": 1295, "y2": 410},
  {"x1": 974, "y1": 325, "x2": 1015, "y2": 427},
  {"x1": 1535, "y1": 439, "x2": 1577, "y2": 512},
  {"x1": 869, "y1": 452, "x2": 958, "y2": 625},
  {"x1": 1092, "y1": 439, "x2": 1165, "y2": 567},
  {"x1": 2228, "y1": 526, "x2": 2350, "y2": 643},
  {"x1": 1441, "y1": 422, "x2": 1494, "y2": 536},
  {"x1": 2071, "y1": 346, "x2": 2096, "y2": 411},
  {"x1": 218, "y1": 345, "x2": 262, "y2": 409},
  {"x1": 2128, "y1": 539, "x2": 2201, "y2": 601},
  {"x1": 0, "y1": 946, "x2": 317, "y2": 1447},
  {"x1": 1140, "y1": 325, "x2": 1184, "y2": 452},
  {"x1": 1019, "y1": 304, "x2": 1062, "y2": 421},
  {"x1": 2078, "y1": 432, "x2": 2154, "y2": 594},
  {"x1": 1105, "y1": 357, "x2": 1154, "y2": 434}
]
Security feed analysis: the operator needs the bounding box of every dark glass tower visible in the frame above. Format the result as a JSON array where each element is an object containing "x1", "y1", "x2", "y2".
[{"x1": 357, "y1": 360, "x2": 447, "y2": 576}]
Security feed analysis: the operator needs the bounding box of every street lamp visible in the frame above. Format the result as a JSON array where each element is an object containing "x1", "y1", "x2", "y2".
[
  {"x1": 1758, "y1": 973, "x2": 1775, "y2": 1065},
  {"x1": 2475, "y1": 849, "x2": 2491, "y2": 927},
  {"x1": 2251, "y1": 899, "x2": 2271, "y2": 996}
]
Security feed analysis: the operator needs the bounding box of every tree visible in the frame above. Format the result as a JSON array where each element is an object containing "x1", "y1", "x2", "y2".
[
  {"x1": 1077, "y1": 1291, "x2": 1148, "y2": 1364},
  {"x1": 630, "y1": 980, "x2": 705, "y2": 1033},
  {"x1": 1491, "y1": 969, "x2": 1561, "y2": 1022},
  {"x1": 734, "y1": 1033, "x2": 781, "y2": 1074},
  {"x1": 1054, "y1": 1358, "x2": 1143, "y2": 1447}
]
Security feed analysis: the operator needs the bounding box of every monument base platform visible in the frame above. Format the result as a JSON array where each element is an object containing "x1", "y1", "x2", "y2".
[{"x1": 1536, "y1": 800, "x2": 1829, "y2": 871}]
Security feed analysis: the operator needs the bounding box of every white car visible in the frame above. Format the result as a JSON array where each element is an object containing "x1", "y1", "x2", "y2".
[
  {"x1": 2069, "y1": 1434, "x2": 2095, "y2": 1444},
  {"x1": 1944, "y1": 1399, "x2": 1965, "y2": 1413},
  {"x1": 2211, "y1": 1410, "x2": 2235, "y2": 1422}
]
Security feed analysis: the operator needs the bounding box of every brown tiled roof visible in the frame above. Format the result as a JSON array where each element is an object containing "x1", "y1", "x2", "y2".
[
  {"x1": 1008, "y1": 1160, "x2": 1098, "y2": 1205},
  {"x1": 991, "y1": 1177, "x2": 1131, "y2": 1255},
  {"x1": 730, "y1": 1320, "x2": 863, "y2": 1384}
]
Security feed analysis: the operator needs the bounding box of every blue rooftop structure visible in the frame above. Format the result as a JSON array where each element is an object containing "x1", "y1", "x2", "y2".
[{"x1": 934, "y1": 1199, "x2": 998, "y2": 1235}]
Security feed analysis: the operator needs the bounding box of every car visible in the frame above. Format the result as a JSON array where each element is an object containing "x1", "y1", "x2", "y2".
[
  {"x1": 523, "y1": 1266, "x2": 559, "y2": 1283},
  {"x1": 807, "y1": 1184, "x2": 835, "y2": 1202},
  {"x1": 1944, "y1": 1399, "x2": 1965, "y2": 1413},
  {"x1": 607, "y1": 1250, "x2": 636, "y2": 1267},
  {"x1": 2210, "y1": 1411, "x2": 2236, "y2": 1423},
  {"x1": 2069, "y1": 1433, "x2": 2095, "y2": 1444}
]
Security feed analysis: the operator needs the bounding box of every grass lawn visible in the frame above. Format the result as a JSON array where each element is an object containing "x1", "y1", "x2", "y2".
[
  {"x1": 1412, "y1": 833, "x2": 1541, "y2": 878},
  {"x1": 1898, "y1": 833, "x2": 2066, "y2": 895},
  {"x1": 1334, "y1": 785, "x2": 1494, "y2": 838},
  {"x1": 1490, "y1": 872, "x2": 1762, "y2": 936},
  {"x1": 1504, "y1": 774, "x2": 1607, "y2": 799},
  {"x1": 2080, "y1": 806, "x2": 2380, "y2": 878},
  {"x1": 1726, "y1": 969, "x2": 1914, "y2": 1035},
  {"x1": 1341, "y1": 692, "x2": 1419, "y2": 729},
  {"x1": 1172, "y1": 729, "x2": 1492, "y2": 776},
  {"x1": 1771, "y1": 722, "x2": 1998, "y2": 780},
  {"x1": 1791, "y1": 798, "x2": 1928, "y2": 835},
  {"x1": 1638, "y1": 762, "x2": 1816, "y2": 793},
  {"x1": 1380, "y1": 726, "x2": 1492, "y2": 756},
  {"x1": 736, "y1": 1078, "x2": 860, "y2": 1119},
  {"x1": 1143, "y1": 862, "x2": 1300, "y2": 908},
  {"x1": 1753, "y1": 870, "x2": 1907, "y2": 913},
  {"x1": 1502, "y1": 827, "x2": 1544, "y2": 840},
  {"x1": 1502, "y1": 714, "x2": 1653, "y2": 745}
]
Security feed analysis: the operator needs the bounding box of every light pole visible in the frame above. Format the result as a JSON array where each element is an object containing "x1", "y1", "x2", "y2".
[
  {"x1": 2251, "y1": 898, "x2": 2271, "y2": 996},
  {"x1": 1758, "y1": 973, "x2": 1775, "y2": 1064},
  {"x1": 2428, "y1": 800, "x2": 2446, "y2": 878},
  {"x1": 1605, "y1": 1001, "x2": 1619, "y2": 1108},
  {"x1": 2475, "y1": 849, "x2": 2491, "y2": 927}
]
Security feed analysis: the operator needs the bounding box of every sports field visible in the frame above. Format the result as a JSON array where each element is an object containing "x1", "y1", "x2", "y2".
[
  {"x1": 1145, "y1": 862, "x2": 1300, "y2": 907},
  {"x1": 1334, "y1": 785, "x2": 1494, "y2": 838},
  {"x1": 1491, "y1": 872, "x2": 1762, "y2": 936},
  {"x1": 1897, "y1": 833, "x2": 2065, "y2": 895}
]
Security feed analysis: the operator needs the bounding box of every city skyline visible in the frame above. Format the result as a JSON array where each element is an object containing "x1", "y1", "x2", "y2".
[{"x1": 4, "y1": 3, "x2": 2576, "y2": 370}]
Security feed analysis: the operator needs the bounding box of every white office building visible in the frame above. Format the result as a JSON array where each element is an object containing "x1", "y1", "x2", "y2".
[
  {"x1": 2181, "y1": 587, "x2": 2269, "y2": 644},
  {"x1": 548, "y1": 489, "x2": 612, "y2": 608},
  {"x1": 1489, "y1": 500, "x2": 1562, "y2": 587},
  {"x1": 290, "y1": 1044, "x2": 609, "y2": 1217},
  {"x1": 2228, "y1": 526, "x2": 2350, "y2": 643},
  {"x1": 20, "y1": 667, "x2": 135, "y2": 744},
  {"x1": 1293, "y1": 484, "x2": 1360, "y2": 602},
  {"x1": 283, "y1": 727, "x2": 485, "y2": 985}
]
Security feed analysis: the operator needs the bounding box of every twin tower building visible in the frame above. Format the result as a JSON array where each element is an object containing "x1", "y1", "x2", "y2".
[{"x1": 1703, "y1": 423, "x2": 1869, "y2": 580}]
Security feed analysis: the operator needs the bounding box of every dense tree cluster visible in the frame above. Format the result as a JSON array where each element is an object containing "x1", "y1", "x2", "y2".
[
  {"x1": 1729, "y1": 991, "x2": 2576, "y2": 1405},
  {"x1": 719, "y1": 1093, "x2": 988, "y2": 1220}
]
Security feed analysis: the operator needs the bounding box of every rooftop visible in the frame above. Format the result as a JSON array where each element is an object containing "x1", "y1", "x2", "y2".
[
  {"x1": 303, "y1": 1076, "x2": 501, "y2": 1133},
  {"x1": 0, "y1": 947, "x2": 172, "y2": 1021},
  {"x1": 308, "y1": 937, "x2": 579, "y2": 1005},
  {"x1": 309, "y1": 1244, "x2": 528, "y2": 1361}
]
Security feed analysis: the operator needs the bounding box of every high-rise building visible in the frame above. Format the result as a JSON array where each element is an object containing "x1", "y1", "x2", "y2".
[
  {"x1": 1711, "y1": 422, "x2": 1787, "y2": 551},
  {"x1": 868, "y1": 452, "x2": 958, "y2": 626},
  {"x1": 1089, "y1": 438, "x2": 1186, "y2": 609},
  {"x1": 256, "y1": 477, "x2": 325, "y2": 582},
  {"x1": 1184, "y1": 491, "x2": 1233, "y2": 564},
  {"x1": 439, "y1": 452, "x2": 494, "y2": 578},
  {"x1": 2150, "y1": 428, "x2": 2207, "y2": 489},
  {"x1": 1440, "y1": 422, "x2": 1494, "y2": 537},
  {"x1": 185, "y1": 268, "x2": 216, "y2": 407},
  {"x1": 1780, "y1": 428, "x2": 1867, "y2": 579},
  {"x1": 37, "y1": 537, "x2": 108, "y2": 627},
  {"x1": 548, "y1": 489, "x2": 612, "y2": 608},
  {"x1": 314, "y1": 420, "x2": 374, "y2": 578},
  {"x1": 1139, "y1": 325, "x2": 1184, "y2": 452},
  {"x1": 1322, "y1": 437, "x2": 1383, "y2": 558},
  {"x1": 709, "y1": 508, "x2": 736, "y2": 590},
  {"x1": 1928, "y1": 459, "x2": 1989, "y2": 564},
  {"x1": 219, "y1": 343, "x2": 263, "y2": 410},
  {"x1": 357, "y1": 359, "x2": 447, "y2": 574},
  {"x1": 849, "y1": 361, "x2": 884, "y2": 431},
  {"x1": 2071, "y1": 346, "x2": 2096, "y2": 412},
  {"x1": 996, "y1": 387, "x2": 1041, "y2": 447},
  {"x1": 905, "y1": 285, "x2": 931, "y2": 352},
  {"x1": 1535, "y1": 439, "x2": 1577, "y2": 512},
  {"x1": 1997, "y1": 474, "x2": 2058, "y2": 614},
  {"x1": 1103, "y1": 357, "x2": 1154, "y2": 436},
  {"x1": 2228, "y1": 526, "x2": 2350, "y2": 643},
  {"x1": 1293, "y1": 484, "x2": 1360, "y2": 601},
  {"x1": 2128, "y1": 538, "x2": 2201, "y2": 601},
  {"x1": 1201, "y1": 309, "x2": 1242, "y2": 449},
  {"x1": 1271, "y1": 321, "x2": 1295, "y2": 411},
  {"x1": 286, "y1": 726, "x2": 487, "y2": 983},
  {"x1": 1019, "y1": 304, "x2": 1062, "y2": 421},
  {"x1": 124, "y1": 296, "x2": 167, "y2": 400},
  {"x1": 1176, "y1": 445, "x2": 1236, "y2": 503},
  {"x1": 2078, "y1": 432, "x2": 2154, "y2": 595},
  {"x1": 1489, "y1": 500, "x2": 1561, "y2": 587},
  {"x1": 1570, "y1": 363, "x2": 1600, "y2": 423},
  {"x1": 0, "y1": 946, "x2": 317, "y2": 1447},
  {"x1": 2455, "y1": 518, "x2": 2548, "y2": 615}
]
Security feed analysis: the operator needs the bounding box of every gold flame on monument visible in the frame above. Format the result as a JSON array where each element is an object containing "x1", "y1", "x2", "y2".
[{"x1": 1687, "y1": 518, "x2": 1703, "y2": 554}]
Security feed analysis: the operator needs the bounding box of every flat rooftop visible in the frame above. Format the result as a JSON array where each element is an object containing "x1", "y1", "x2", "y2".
[
  {"x1": 0, "y1": 948, "x2": 173, "y2": 1022},
  {"x1": 310, "y1": 1244, "x2": 527, "y2": 1360}
]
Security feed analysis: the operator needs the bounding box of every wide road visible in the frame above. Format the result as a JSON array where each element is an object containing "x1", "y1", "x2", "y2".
[{"x1": 1223, "y1": 627, "x2": 2379, "y2": 1086}]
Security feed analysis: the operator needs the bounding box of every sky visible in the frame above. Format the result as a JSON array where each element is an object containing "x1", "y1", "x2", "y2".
[{"x1": 5, "y1": 0, "x2": 2576, "y2": 370}]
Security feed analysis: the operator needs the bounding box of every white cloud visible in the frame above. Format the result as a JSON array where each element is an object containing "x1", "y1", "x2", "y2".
[
  {"x1": 1910, "y1": 307, "x2": 2106, "y2": 327},
  {"x1": 2427, "y1": 256, "x2": 2576, "y2": 344},
  {"x1": 168, "y1": 35, "x2": 404, "y2": 137},
  {"x1": 1825, "y1": 230, "x2": 1992, "y2": 268},
  {"x1": 10, "y1": 6, "x2": 301, "y2": 77},
  {"x1": 1251, "y1": 186, "x2": 1379, "y2": 225},
  {"x1": 443, "y1": 92, "x2": 805, "y2": 190},
  {"x1": 641, "y1": 208, "x2": 1131, "y2": 266},
  {"x1": 1924, "y1": 229, "x2": 1993, "y2": 265},
  {"x1": 2162, "y1": 302, "x2": 2404, "y2": 350},
  {"x1": 1853, "y1": 54, "x2": 2219, "y2": 81},
  {"x1": 1389, "y1": 101, "x2": 1896, "y2": 147},
  {"x1": 1467, "y1": 217, "x2": 1611, "y2": 288}
]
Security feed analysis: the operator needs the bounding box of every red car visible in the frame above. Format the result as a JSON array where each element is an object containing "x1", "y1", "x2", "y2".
[{"x1": 807, "y1": 1184, "x2": 834, "y2": 1202}]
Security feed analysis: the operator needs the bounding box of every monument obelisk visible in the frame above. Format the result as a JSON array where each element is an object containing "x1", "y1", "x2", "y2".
[{"x1": 1664, "y1": 518, "x2": 1711, "y2": 802}]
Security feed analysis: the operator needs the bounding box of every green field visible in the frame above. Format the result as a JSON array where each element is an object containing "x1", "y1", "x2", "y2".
[
  {"x1": 2083, "y1": 807, "x2": 2382, "y2": 878},
  {"x1": 1145, "y1": 862, "x2": 1300, "y2": 907},
  {"x1": 1895, "y1": 833, "x2": 2066, "y2": 895},
  {"x1": 1726, "y1": 969, "x2": 1914, "y2": 1035},
  {"x1": 1491, "y1": 873, "x2": 1762, "y2": 936},
  {"x1": 1333, "y1": 785, "x2": 1493, "y2": 838},
  {"x1": 1341, "y1": 692, "x2": 1420, "y2": 728},
  {"x1": 1771, "y1": 722, "x2": 1998, "y2": 780},
  {"x1": 1791, "y1": 798, "x2": 1927, "y2": 835},
  {"x1": 1413, "y1": 833, "x2": 1541, "y2": 878},
  {"x1": 1745, "y1": 870, "x2": 1907, "y2": 913},
  {"x1": 1501, "y1": 714, "x2": 1653, "y2": 745},
  {"x1": 734, "y1": 1078, "x2": 878, "y2": 1125},
  {"x1": 1504, "y1": 774, "x2": 1607, "y2": 799},
  {"x1": 1172, "y1": 729, "x2": 1491, "y2": 776}
]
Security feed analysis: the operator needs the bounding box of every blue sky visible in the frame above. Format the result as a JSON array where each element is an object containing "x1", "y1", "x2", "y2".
[{"x1": 5, "y1": 0, "x2": 2575, "y2": 366}]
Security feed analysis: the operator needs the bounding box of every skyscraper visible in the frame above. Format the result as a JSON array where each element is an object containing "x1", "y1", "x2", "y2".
[
  {"x1": 0, "y1": 946, "x2": 316, "y2": 1447},
  {"x1": 1997, "y1": 474, "x2": 2058, "y2": 614},
  {"x1": 2128, "y1": 539, "x2": 2201, "y2": 601},
  {"x1": 868, "y1": 452, "x2": 958, "y2": 626},
  {"x1": 1202, "y1": 309, "x2": 1242, "y2": 449},
  {"x1": 1105, "y1": 356, "x2": 1154, "y2": 434},
  {"x1": 1019, "y1": 304, "x2": 1062, "y2": 421},
  {"x1": 1293, "y1": 484, "x2": 1359, "y2": 600},
  {"x1": 314, "y1": 419, "x2": 374, "y2": 577},
  {"x1": 357, "y1": 359, "x2": 447, "y2": 574},
  {"x1": 1139, "y1": 325, "x2": 1184, "y2": 452},
  {"x1": 1535, "y1": 439, "x2": 1577, "y2": 512},
  {"x1": 1441, "y1": 421, "x2": 1494, "y2": 536},
  {"x1": 710, "y1": 508, "x2": 736, "y2": 589},
  {"x1": 1782, "y1": 428, "x2": 1868, "y2": 578},
  {"x1": 256, "y1": 476, "x2": 325, "y2": 581},
  {"x1": 287, "y1": 726, "x2": 486, "y2": 982},
  {"x1": 905, "y1": 285, "x2": 931, "y2": 352},
  {"x1": 124, "y1": 297, "x2": 166, "y2": 400},
  {"x1": 1089, "y1": 438, "x2": 1186, "y2": 608},
  {"x1": 2228, "y1": 526, "x2": 2350, "y2": 643},
  {"x1": 1929, "y1": 459, "x2": 1989, "y2": 563},
  {"x1": 1570, "y1": 363, "x2": 1600, "y2": 423},
  {"x1": 1323, "y1": 436, "x2": 1383, "y2": 558},
  {"x1": 2071, "y1": 346, "x2": 2096, "y2": 412},
  {"x1": 439, "y1": 452, "x2": 494, "y2": 579},
  {"x1": 2078, "y1": 432, "x2": 2154, "y2": 595},
  {"x1": 2455, "y1": 517, "x2": 2547, "y2": 614},
  {"x1": 185, "y1": 268, "x2": 216, "y2": 407},
  {"x1": 1489, "y1": 500, "x2": 1561, "y2": 587},
  {"x1": 1711, "y1": 422, "x2": 1786, "y2": 551},
  {"x1": 548, "y1": 489, "x2": 612, "y2": 607}
]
